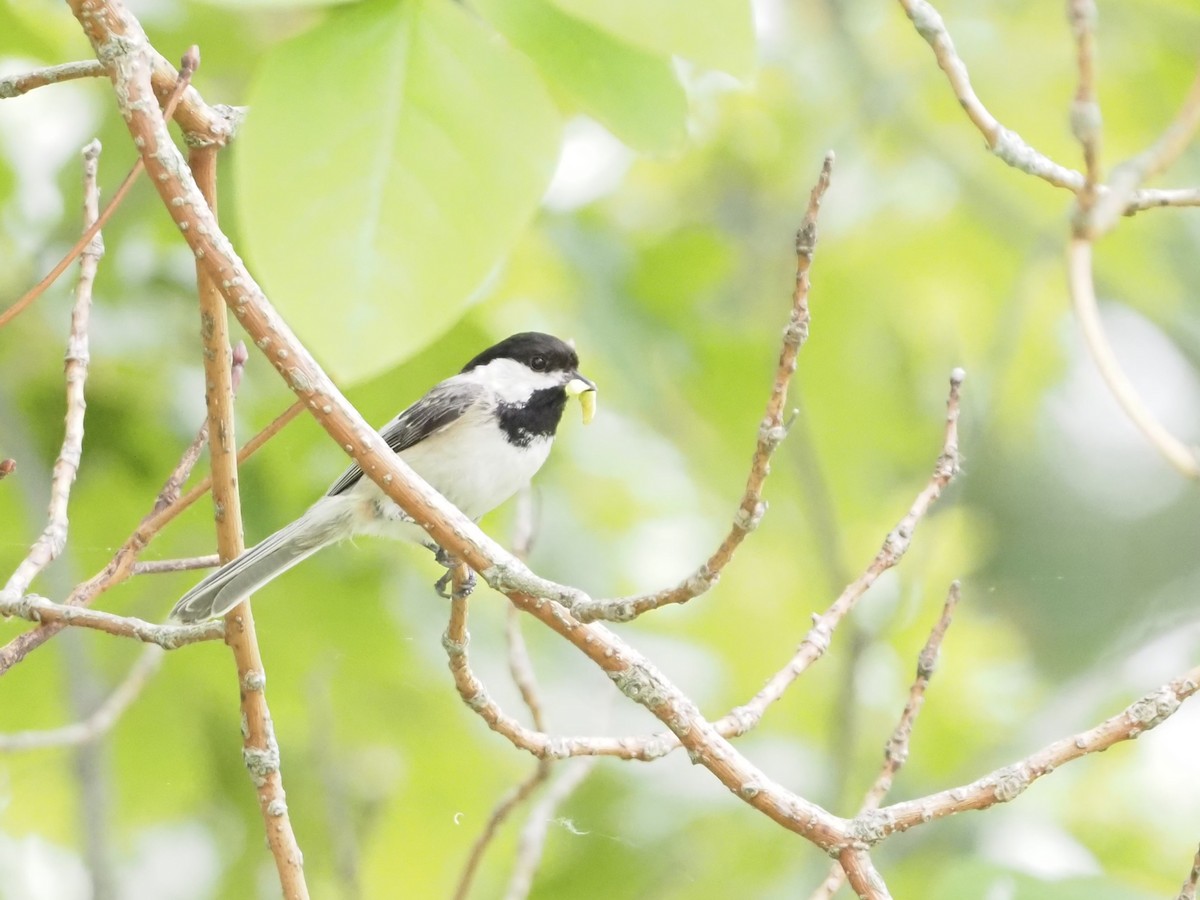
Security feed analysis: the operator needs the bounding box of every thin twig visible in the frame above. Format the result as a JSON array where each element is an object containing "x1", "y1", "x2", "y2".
[
  {"x1": 454, "y1": 763, "x2": 550, "y2": 900},
  {"x1": 863, "y1": 661, "x2": 1200, "y2": 839},
  {"x1": 1067, "y1": 0, "x2": 1102, "y2": 211},
  {"x1": 567, "y1": 152, "x2": 835, "y2": 624},
  {"x1": 0, "y1": 645, "x2": 163, "y2": 752},
  {"x1": 504, "y1": 758, "x2": 598, "y2": 900},
  {"x1": 0, "y1": 60, "x2": 107, "y2": 97},
  {"x1": 0, "y1": 52, "x2": 196, "y2": 332},
  {"x1": 454, "y1": 491, "x2": 554, "y2": 900},
  {"x1": 0, "y1": 346, "x2": 255, "y2": 675},
  {"x1": 7, "y1": 594, "x2": 221, "y2": 647},
  {"x1": 448, "y1": 559, "x2": 595, "y2": 900},
  {"x1": 167, "y1": 399, "x2": 304, "y2": 529},
  {"x1": 0, "y1": 139, "x2": 102, "y2": 606},
  {"x1": 869, "y1": 581, "x2": 960, "y2": 801},
  {"x1": 0, "y1": 48, "x2": 236, "y2": 145},
  {"x1": 1126, "y1": 186, "x2": 1200, "y2": 215},
  {"x1": 131, "y1": 554, "x2": 221, "y2": 574},
  {"x1": 465, "y1": 235, "x2": 961, "y2": 769},
  {"x1": 190, "y1": 137, "x2": 308, "y2": 897},
  {"x1": 895, "y1": 0, "x2": 1085, "y2": 191},
  {"x1": 557, "y1": 368, "x2": 965, "y2": 763},
  {"x1": 438, "y1": 687, "x2": 639, "y2": 759},
  {"x1": 897, "y1": 0, "x2": 1200, "y2": 220},
  {"x1": 155, "y1": 339, "x2": 247, "y2": 511},
  {"x1": 441, "y1": 460, "x2": 964, "y2": 763},
  {"x1": 1066, "y1": 240, "x2": 1199, "y2": 479},
  {"x1": 711, "y1": 368, "x2": 963, "y2": 739},
  {"x1": 811, "y1": 582, "x2": 961, "y2": 900},
  {"x1": 1178, "y1": 842, "x2": 1200, "y2": 900},
  {"x1": 1088, "y1": 68, "x2": 1200, "y2": 235},
  {"x1": 444, "y1": 569, "x2": 523, "y2": 755},
  {"x1": 444, "y1": 565, "x2": 547, "y2": 752},
  {"x1": 504, "y1": 488, "x2": 548, "y2": 733},
  {"x1": 504, "y1": 607, "x2": 547, "y2": 734}
]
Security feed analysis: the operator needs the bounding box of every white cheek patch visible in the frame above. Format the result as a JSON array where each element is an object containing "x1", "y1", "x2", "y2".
[{"x1": 480, "y1": 357, "x2": 563, "y2": 403}]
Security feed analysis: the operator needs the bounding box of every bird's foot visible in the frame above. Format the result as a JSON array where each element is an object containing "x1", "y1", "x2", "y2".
[
  {"x1": 433, "y1": 547, "x2": 475, "y2": 598},
  {"x1": 434, "y1": 565, "x2": 475, "y2": 599}
]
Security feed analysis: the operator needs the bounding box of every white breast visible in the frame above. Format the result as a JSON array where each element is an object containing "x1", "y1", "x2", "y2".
[{"x1": 347, "y1": 403, "x2": 553, "y2": 536}]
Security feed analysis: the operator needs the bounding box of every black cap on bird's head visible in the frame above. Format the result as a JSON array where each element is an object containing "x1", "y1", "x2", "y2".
[{"x1": 461, "y1": 332, "x2": 579, "y2": 375}]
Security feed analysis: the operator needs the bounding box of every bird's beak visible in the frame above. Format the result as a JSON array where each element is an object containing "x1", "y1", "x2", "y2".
[{"x1": 565, "y1": 375, "x2": 597, "y2": 425}]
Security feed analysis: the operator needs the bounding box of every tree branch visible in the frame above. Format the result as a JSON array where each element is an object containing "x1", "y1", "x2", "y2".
[
  {"x1": 0, "y1": 347, "x2": 250, "y2": 675},
  {"x1": 0, "y1": 60, "x2": 106, "y2": 97},
  {"x1": 454, "y1": 763, "x2": 550, "y2": 900},
  {"x1": 838, "y1": 848, "x2": 891, "y2": 900},
  {"x1": 811, "y1": 582, "x2": 961, "y2": 900},
  {"x1": 711, "y1": 369, "x2": 962, "y2": 740},
  {"x1": 131, "y1": 554, "x2": 221, "y2": 575},
  {"x1": 0, "y1": 57, "x2": 195, "y2": 331},
  {"x1": 1084, "y1": 67, "x2": 1200, "y2": 235},
  {"x1": 861, "y1": 662, "x2": 1200, "y2": 839},
  {"x1": 8, "y1": 594, "x2": 221, "y2": 647},
  {"x1": 895, "y1": 0, "x2": 1085, "y2": 190},
  {"x1": 1066, "y1": 0, "x2": 1102, "y2": 209},
  {"x1": 190, "y1": 136, "x2": 308, "y2": 897},
  {"x1": 150, "y1": 396, "x2": 302, "y2": 539},
  {"x1": 454, "y1": 491, "x2": 557, "y2": 900},
  {"x1": 0, "y1": 139, "x2": 101, "y2": 602},
  {"x1": 1125, "y1": 186, "x2": 1200, "y2": 215},
  {"x1": 569, "y1": 152, "x2": 833, "y2": 623},
  {"x1": 895, "y1": 0, "x2": 1199, "y2": 221},
  {"x1": 1066, "y1": 239, "x2": 1199, "y2": 479},
  {"x1": 0, "y1": 46, "x2": 240, "y2": 146}
]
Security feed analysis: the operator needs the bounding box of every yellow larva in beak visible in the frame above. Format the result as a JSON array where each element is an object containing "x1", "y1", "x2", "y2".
[{"x1": 565, "y1": 376, "x2": 597, "y2": 425}]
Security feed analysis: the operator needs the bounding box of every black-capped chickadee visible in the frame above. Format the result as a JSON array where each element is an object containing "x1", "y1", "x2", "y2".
[{"x1": 169, "y1": 332, "x2": 596, "y2": 623}]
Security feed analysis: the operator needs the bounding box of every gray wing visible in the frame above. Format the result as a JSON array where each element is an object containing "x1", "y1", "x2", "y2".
[
  {"x1": 169, "y1": 510, "x2": 347, "y2": 622},
  {"x1": 326, "y1": 377, "x2": 486, "y2": 497}
]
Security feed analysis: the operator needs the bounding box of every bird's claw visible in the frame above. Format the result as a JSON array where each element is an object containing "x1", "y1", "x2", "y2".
[
  {"x1": 434, "y1": 566, "x2": 475, "y2": 599},
  {"x1": 433, "y1": 547, "x2": 474, "y2": 598}
]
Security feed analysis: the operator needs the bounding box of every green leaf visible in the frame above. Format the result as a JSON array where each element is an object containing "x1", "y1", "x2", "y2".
[
  {"x1": 473, "y1": 0, "x2": 687, "y2": 154},
  {"x1": 233, "y1": 0, "x2": 562, "y2": 384},
  {"x1": 545, "y1": 0, "x2": 755, "y2": 77}
]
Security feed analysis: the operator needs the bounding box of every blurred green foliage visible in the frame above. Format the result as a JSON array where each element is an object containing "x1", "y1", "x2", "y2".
[{"x1": 2, "y1": 0, "x2": 1200, "y2": 898}]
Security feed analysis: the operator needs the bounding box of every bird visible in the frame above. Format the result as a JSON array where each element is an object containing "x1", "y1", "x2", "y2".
[{"x1": 169, "y1": 332, "x2": 596, "y2": 623}]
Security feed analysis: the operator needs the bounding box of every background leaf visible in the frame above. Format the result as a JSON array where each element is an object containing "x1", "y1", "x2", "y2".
[
  {"x1": 233, "y1": 0, "x2": 562, "y2": 384},
  {"x1": 473, "y1": 0, "x2": 688, "y2": 155},
  {"x1": 545, "y1": 0, "x2": 755, "y2": 76}
]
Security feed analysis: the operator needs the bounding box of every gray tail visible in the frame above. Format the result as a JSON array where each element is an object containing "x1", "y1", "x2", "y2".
[{"x1": 169, "y1": 503, "x2": 349, "y2": 623}]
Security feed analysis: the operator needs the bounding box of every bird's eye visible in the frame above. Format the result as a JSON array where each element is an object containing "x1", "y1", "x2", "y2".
[{"x1": 530, "y1": 355, "x2": 548, "y2": 372}]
